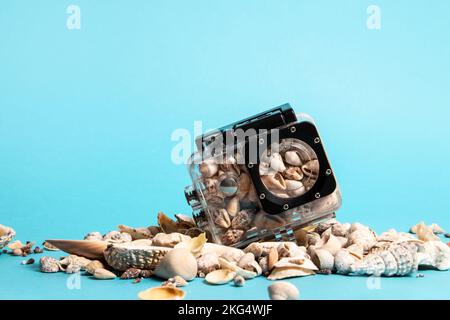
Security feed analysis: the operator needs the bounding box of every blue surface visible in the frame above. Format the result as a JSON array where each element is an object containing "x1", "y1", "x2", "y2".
[{"x1": 0, "y1": 0, "x2": 449, "y2": 299}]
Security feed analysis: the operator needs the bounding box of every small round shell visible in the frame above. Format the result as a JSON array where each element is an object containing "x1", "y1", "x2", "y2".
[
  {"x1": 268, "y1": 282, "x2": 299, "y2": 300},
  {"x1": 138, "y1": 286, "x2": 185, "y2": 300}
]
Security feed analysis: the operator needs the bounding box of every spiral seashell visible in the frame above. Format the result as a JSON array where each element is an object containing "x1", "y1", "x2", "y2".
[{"x1": 104, "y1": 242, "x2": 171, "y2": 271}]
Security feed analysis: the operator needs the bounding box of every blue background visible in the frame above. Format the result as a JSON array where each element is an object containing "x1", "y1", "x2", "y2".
[{"x1": 0, "y1": 0, "x2": 449, "y2": 299}]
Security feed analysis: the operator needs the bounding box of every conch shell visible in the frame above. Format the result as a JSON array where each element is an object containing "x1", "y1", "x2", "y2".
[
  {"x1": 138, "y1": 286, "x2": 185, "y2": 300},
  {"x1": 348, "y1": 243, "x2": 418, "y2": 276},
  {"x1": 0, "y1": 224, "x2": 16, "y2": 249},
  {"x1": 103, "y1": 241, "x2": 171, "y2": 271}
]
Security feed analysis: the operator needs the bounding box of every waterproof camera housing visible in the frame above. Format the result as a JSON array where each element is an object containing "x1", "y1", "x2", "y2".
[{"x1": 185, "y1": 104, "x2": 341, "y2": 248}]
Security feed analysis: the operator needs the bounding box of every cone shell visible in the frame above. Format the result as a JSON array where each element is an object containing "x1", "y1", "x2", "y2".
[{"x1": 103, "y1": 242, "x2": 171, "y2": 271}]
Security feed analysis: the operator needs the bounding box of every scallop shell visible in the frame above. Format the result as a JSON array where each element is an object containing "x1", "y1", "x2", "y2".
[
  {"x1": 153, "y1": 248, "x2": 198, "y2": 281},
  {"x1": 301, "y1": 159, "x2": 319, "y2": 178},
  {"x1": 284, "y1": 151, "x2": 302, "y2": 166},
  {"x1": 174, "y1": 233, "x2": 207, "y2": 258},
  {"x1": 268, "y1": 282, "x2": 299, "y2": 300},
  {"x1": 104, "y1": 241, "x2": 171, "y2": 271},
  {"x1": 205, "y1": 269, "x2": 236, "y2": 285},
  {"x1": 261, "y1": 173, "x2": 286, "y2": 191},
  {"x1": 0, "y1": 224, "x2": 16, "y2": 250},
  {"x1": 138, "y1": 286, "x2": 185, "y2": 300}
]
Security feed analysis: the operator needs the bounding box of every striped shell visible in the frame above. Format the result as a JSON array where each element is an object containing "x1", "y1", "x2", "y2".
[
  {"x1": 104, "y1": 242, "x2": 171, "y2": 271},
  {"x1": 349, "y1": 243, "x2": 418, "y2": 276}
]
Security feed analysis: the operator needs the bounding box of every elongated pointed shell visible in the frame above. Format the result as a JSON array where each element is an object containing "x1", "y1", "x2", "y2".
[{"x1": 104, "y1": 242, "x2": 171, "y2": 271}]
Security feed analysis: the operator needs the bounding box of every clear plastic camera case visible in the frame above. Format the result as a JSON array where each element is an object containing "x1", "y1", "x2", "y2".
[{"x1": 185, "y1": 104, "x2": 341, "y2": 248}]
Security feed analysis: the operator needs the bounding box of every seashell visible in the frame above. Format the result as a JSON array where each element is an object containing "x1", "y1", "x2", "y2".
[
  {"x1": 284, "y1": 151, "x2": 302, "y2": 166},
  {"x1": 334, "y1": 249, "x2": 358, "y2": 274},
  {"x1": 349, "y1": 222, "x2": 367, "y2": 233},
  {"x1": 157, "y1": 212, "x2": 180, "y2": 234},
  {"x1": 85, "y1": 260, "x2": 105, "y2": 275},
  {"x1": 282, "y1": 166, "x2": 303, "y2": 181},
  {"x1": 417, "y1": 241, "x2": 450, "y2": 270},
  {"x1": 272, "y1": 257, "x2": 318, "y2": 271},
  {"x1": 175, "y1": 214, "x2": 196, "y2": 229},
  {"x1": 285, "y1": 179, "x2": 306, "y2": 197},
  {"x1": 237, "y1": 253, "x2": 255, "y2": 269},
  {"x1": 59, "y1": 255, "x2": 91, "y2": 270},
  {"x1": 310, "y1": 248, "x2": 334, "y2": 270},
  {"x1": 430, "y1": 223, "x2": 445, "y2": 234},
  {"x1": 138, "y1": 286, "x2": 185, "y2": 300},
  {"x1": 103, "y1": 231, "x2": 132, "y2": 243},
  {"x1": 118, "y1": 225, "x2": 153, "y2": 240},
  {"x1": 233, "y1": 275, "x2": 246, "y2": 287},
  {"x1": 231, "y1": 210, "x2": 254, "y2": 230},
  {"x1": 212, "y1": 208, "x2": 231, "y2": 228},
  {"x1": 346, "y1": 244, "x2": 364, "y2": 260},
  {"x1": 349, "y1": 243, "x2": 418, "y2": 276},
  {"x1": 336, "y1": 236, "x2": 348, "y2": 247},
  {"x1": 261, "y1": 173, "x2": 286, "y2": 191},
  {"x1": 199, "y1": 159, "x2": 219, "y2": 178},
  {"x1": 277, "y1": 242, "x2": 306, "y2": 258},
  {"x1": 0, "y1": 224, "x2": 15, "y2": 249},
  {"x1": 226, "y1": 196, "x2": 240, "y2": 217},
  {"x1": 201, "y1": 243, "x2": 245, "y2": 260},
  {"x1": 104, "y1": 241, "x2": 171, "y2": 271},
  {"x1": 183, "y1": 227, "x2": 204, "y2": 238},
  {"x1": 267, "y1": 267, "x2": 315, "y2": 280},
  {"x1": 218, "y1": 257, "x2": 257, "y2": 279},
  {"x1": 315, "y1": 219, "x2": 338, "y2": 235},
  {"x1": 197, "y1": 252, "x2": 220, "y2": 275},
  {"x1": 151, "y1": 232, "x2": 191, "y2": 248},
  {"x1": 377, "y1": 229, "x2": 422, "y2": 244},
  {"x1": 331, "y1": 223, "x2": 351, "y2": 237},
  {"x1": 7, "y1": 240, "x2": 23, "y2": 250},
  {"x1": 165, "y1": 275, "x2": 188, "y2": 287},
  {"x1": 301, "y1": 160, "x2": 319, "y2": 178},
  {"x1": 205, "y1": 269, "x2": 236, "y2": 285},
  {"x1": 84, "y1": 232, "x2": 103, "y2": 241},
  {"x1": 244, "y1": 243, "x2": 264, "y2": 259},
  {"x1": 153, "y1": 248, "x2": 198, "y2": 281},
  {"x1": 320, "y1": 234, "x2": 343, "y2": 256},
  {"x1": 269, "y1": 153, "x2": 286, "y2": 172},
  {"x1": 259, "y1": 256, "x2": 269, "y2": 274},
  {"x1": 347, "y1": 227, "x2": 377, "y2": 252},
  {"x1": 268, "y1": 282, "x2": 299, "y2": 300},
  {"x1": 221, "y1": 229, "x2": 244, "y2": 246},
  {"x1": 174, "y1": 233, "x2": 207, "y2": 258},
  {"x1": 413, "y1": 222, "x2": 440, "y2": 242},
  {"x1": 45, "y1": 240, "x2": 107, "y2": 260},
  {"x1": 93, "y1": 268, "x2": 117, "y2": 279},
  {"x1": 39, "y1": 256, "x2": 63, "y2": 273},
  {"x1": 268, "y1": 247, "x2": 278, "y2": 271},
  {"x1": 204, "y1": 178, "x2": 220, "y2": 195},
  {"x1": 65, "y1": 264, "x2": 81, "y2": 274},
  {"x1": 237, "y1": 173, "x2": 251, "y2": 199}
]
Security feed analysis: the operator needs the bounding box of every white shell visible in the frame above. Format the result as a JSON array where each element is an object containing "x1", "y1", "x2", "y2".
[
  {"x1": 268, "y1": 282, "x2": 299, "y2": 300},
  {"x1": 226, "y1": 197, "x2": 240, "y2": 217},
  {"x1": 138, "y1": 286, "x2": 185, "y2": 300},
  {"x1": 199, "y1": 159, "x2": 218, "y2": 178},
  {"x1": 153, "y1": 248, "x2": 198, "y2": 281},
  {"x1": 270, "y1": 153, "x2": 286, "y2": 172},
  {"x1": 284, "y1": 151, "x2": 302, "y2": 166},
  {"x1": 417, "y1": 241, "x2": 450, "y2": 270},
  {"x1": 310, "y1": 248, "x2": 335, "y2": 270},
  {"x1": 0, "y1": 224, "x2": 16, "y2": 250},
  {"x1": 205, "y1": 269, "x2": 236, "y2": 285}
]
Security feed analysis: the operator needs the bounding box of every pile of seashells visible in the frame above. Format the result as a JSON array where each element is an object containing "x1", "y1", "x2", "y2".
[
  {"x1": 15, "y1": 213, "x2": 446, "y2": 300},
  {"x1": 198, "y1": 144, "x2": 320, "y2": 246}
]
